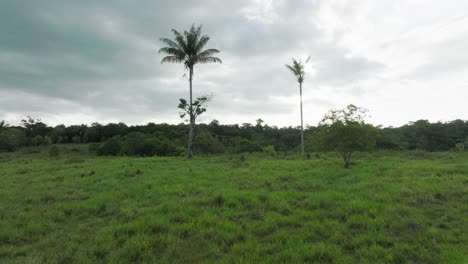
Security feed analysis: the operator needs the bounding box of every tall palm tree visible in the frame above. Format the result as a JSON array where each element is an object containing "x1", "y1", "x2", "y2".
[
  {"x1": 0, "y1": 120, "x2": 9, "y2": 132},
  {"x1": 159, "y1": 24, "x2": 222, "y2": 158},
  {"x1": 285, "y1": 57, "x2": 310, "y2": 155}
]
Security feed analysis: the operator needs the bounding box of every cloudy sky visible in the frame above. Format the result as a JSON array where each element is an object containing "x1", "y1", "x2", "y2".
[{"x1": 1, "y1": 0, "x2": 467, "y2": 127}]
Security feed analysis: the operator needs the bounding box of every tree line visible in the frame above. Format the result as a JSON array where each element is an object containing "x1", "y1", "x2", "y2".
[{"x1": 1, "y1": 116, "x2": 467, "y2": 156}]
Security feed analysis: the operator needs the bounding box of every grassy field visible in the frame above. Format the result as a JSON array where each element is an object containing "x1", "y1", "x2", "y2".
[{"x1": 0, "y1": 146, "x2": 467, "y2": 263}]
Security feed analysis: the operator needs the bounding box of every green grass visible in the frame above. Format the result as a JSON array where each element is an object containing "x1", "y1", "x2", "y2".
[{"x1": 0, "y1": 146, "x2": 467, "y2": 263}]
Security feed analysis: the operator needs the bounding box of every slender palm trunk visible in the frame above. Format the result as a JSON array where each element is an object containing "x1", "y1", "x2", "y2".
[
  {"x1": 187, "y1": 66, "x2": 194, "y2": 158},
  {"x1": 299, "y1": 81, "x2": 304, "y2": 155}
]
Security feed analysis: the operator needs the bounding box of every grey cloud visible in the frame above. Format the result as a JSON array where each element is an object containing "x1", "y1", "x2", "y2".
[{"x1": 2, "y1": 0, "x2": 448, "y2": 127}]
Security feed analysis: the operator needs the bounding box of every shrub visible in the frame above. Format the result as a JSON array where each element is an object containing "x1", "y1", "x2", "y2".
[
  {"x1": 121, "y1": 132, "x2": 152, "y2": 156},
  {"x1": 88, "y1": 143, "x2": 100, "y2": 153},
  {"x1": 0, "y1": 129, "x2": 27, "y2": 152},
  {"x1": 176, "y1": 146, "x2": 186, "y2": 157},
  {"x1": 29, "y1": 135, "x2": 52, "y2": 146},
  {"x1": 237, "y1": 138, "x2": 262, "y2": 153},
  {"x1": 49, "y1": 145, "x2": 60, "y2": 158},
  {"x1": 151, "y1": 137, "x2": 180, "y2": 156},
  {"x1": 455, "y1": 143, "x2": 464, "y2": 152},
  {"x1": 194, "y1": 132, "x2": 225, "y2": 154},
  {"x1": 262, "y1": 145, "x2": 276, "y2": 156},
  {"x1": 98, "y1": 137, "x2": 122, "y2": 156},
  {"x1": 72, "y1": 135, "x2": 81, "y2": 144}
]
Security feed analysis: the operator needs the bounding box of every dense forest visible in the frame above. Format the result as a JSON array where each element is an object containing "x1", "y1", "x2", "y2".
[{"x1": 1, "y1": 117, "x2": 467, "y2": 156}]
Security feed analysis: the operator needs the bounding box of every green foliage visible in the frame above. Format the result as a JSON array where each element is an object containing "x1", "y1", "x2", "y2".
[
  {"x1": 0, "y1": 151, "x2": 466, "y2": 262},
  {"x1": 262, "y1": 145, "x2": 276, "y2": 155},
  {"x1": 311, "y1": 105, "x2": 378, "y2": 168},
  {"x1": 2, "y1": 116, "x2": 468, "y2": 155},
  {"x1": 48, "y1": 145, "x2": 60, "y2": 158},
  {"x1": 121, "y1": 132, "x2": 156, "y2": 156},
  {"x1": 72, "y1": 135, "x2": 81, "y2": 144},
  {"x1": 0, "y1": 128, "x2": 27, "y2": 152},
  {"x1": 377, "y1": 129, "x2": 402, "y2": 150},
  {"x1": 21, "y1": 116, "x2": 52, "y2": 137},
  {"x1": 178, "y1": 96, "x2": 210, "y2": 122},
  {"x1": 0, "y1": 120, "x2": 10, "y2": 131},
  {"x1": 149, "y1": 138, "x2": 179, "y2": 157},
  {"x1": 237, "y1": 138, "x2": 262, "y2": 153},
  {"x1": 159, "y1": 24, "x2": 222, "y2": 68},
  {"x1": 194, "y1": 131, "x2": 225, "y2": 154},
  {"x1": 285, "y1": 56, "x2": 309, "y2": 84},
  {"x1": 88, "y1": 143, "x2": 101, "y2": 153},
  {"x1": 88, "y1": 134, "x2": 184, "y2": 157},
  {"x1": 98, "y1": 137, "x2": 122, "y2": 156},
  {"x1": 455, "y1": 143, "x2": 464, "y2": 152}
]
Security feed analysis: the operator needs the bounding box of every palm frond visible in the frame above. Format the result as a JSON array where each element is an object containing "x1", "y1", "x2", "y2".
[
  {"x1": 161, "y1": 56, "x2": 184, "y2": 64},
  {"x1": 286, "y1": 58, "x2": 306, "y2": 83},
  {"x1": 195, "y1": 35, "x2": 210, "y2": 53},
  {"x1": 159, "y1": 38, "x2": 180, "y2": 50},
  {"x1": 158, "y1": 47, "x2": 186, "y2": 58},
  {"x1": 171, "y1": 29, "x2": 187, "y2": 51},
  {"x1": 197, "y1": 56, "x2": 222, "y2": 64},
  {"x1": 198, "y1": 48, "x2": 220, "y2": 58},
  {"x1": 285, "y1": 64, "x2": 297, "y2": 75}
]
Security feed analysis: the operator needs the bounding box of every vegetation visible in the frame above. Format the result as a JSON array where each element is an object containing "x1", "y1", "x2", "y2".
[
  {"x1": 1, "y1": 117, "x2": 467, "y2": 159},
  {"x1": 0, "y1": 147, "x2": 466, "y2": 263},
  {"x1": 285, "y1": 57, "x2": 310, "y2": 155},
  {"x1": 159, "y1": 24, "x2": 222, "y2": 158},
  {"x1": 312, "y1": 105, "x2": 378, "y2": 168},
  {"x1": 48, "y1": 145, "x2": 60, "y2": 158}
]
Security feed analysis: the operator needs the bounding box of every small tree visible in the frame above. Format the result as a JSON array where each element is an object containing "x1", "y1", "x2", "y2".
[
  {"x1": 178, "y1": 95, "x2": 211, "y2": 154},
  {"x1": 311, "y1": 105, "x2": 377, "y2": 168}
]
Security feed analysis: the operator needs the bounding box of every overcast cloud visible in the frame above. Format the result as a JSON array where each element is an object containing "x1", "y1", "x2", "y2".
[{"x1": 1, "y1": 0, "x2": 467, "y2": 127}]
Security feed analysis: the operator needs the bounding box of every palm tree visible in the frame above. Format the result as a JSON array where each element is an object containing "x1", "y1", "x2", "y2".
[
  {"x1": 159, "y1": 24, "x2": 222, "y2": 158},
  {"x1": 285, "y1": 57, "x2": 310, "y2": 155},
  {"x1": 0, "y1": 120, "x2": 9, "y2": 131}
]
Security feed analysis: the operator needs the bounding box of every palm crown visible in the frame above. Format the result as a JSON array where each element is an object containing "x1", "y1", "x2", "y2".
[
  {"x1": 159, "y1": 25, "x2": 222, "y2": 68},
  {"x1": 285, "y1": 57, "x2": 309, "y2": 83}
]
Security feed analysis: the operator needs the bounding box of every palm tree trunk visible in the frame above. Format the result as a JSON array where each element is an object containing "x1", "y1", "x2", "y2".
[
  {"x1": 300, "y1": 82, "x2": 304, "y2": 155},
  {"x1": 187, "y1": 66, "x2": 194, "y2": 158}
]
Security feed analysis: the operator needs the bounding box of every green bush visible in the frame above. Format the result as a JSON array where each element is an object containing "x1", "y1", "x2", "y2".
[
  {"x1": 237, "y1": 138, "x2": 262, "y2": 153},
  {"x1": 262, "y1": 145, "x2": 276, "y2": 155},
  {"x1": 194, "y1": 132, "x2": 225, "y2": 154},
  {"x1": 122, "y1": 132, "x2": 158, "y2": 156},
  {"x1": 0, "y1": 129, "x2": 27, "y2": 152},
  {"x1": 88, "y1": 143, "x2": 101, "y2": 153},
  {"x1": 49, "y1": 145, "x2": 60, "y2": 158},
  {"x1": 152, "y1": 138, "x2": 179, "y2": 156},
  {"x1": 98, "y1": 137, "x2": 122, "y2": 156}
]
